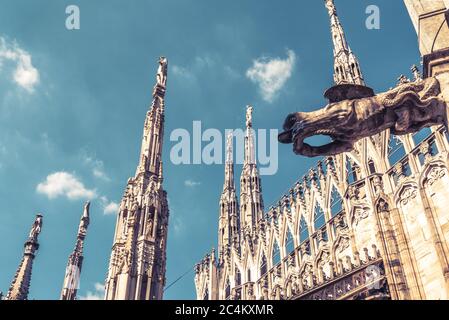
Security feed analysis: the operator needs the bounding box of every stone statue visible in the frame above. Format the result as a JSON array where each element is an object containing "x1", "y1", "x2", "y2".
[
  {"x1": 29, "y1": 215, "x2": 43, "y2": 241},
  {"x1": 279, "y1": 77, "x2": 447, "y2": 157},
  {"x1": 246, "y1": 105, "x2": 253, "y2": 128},
  {"x1": 325, "y1": 0, "x2": 336, "y2": 16},
  {"x1": 156, "y1": 56, "x2": 168, "y2": 87},
  {"x1": 78, "y1": 201, "x2": 90, "y2": 236}
]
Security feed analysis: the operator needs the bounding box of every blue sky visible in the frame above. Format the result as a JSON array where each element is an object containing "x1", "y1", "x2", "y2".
[{"x1": 0, "y1": 0, "x2": 420, "y2": 300}]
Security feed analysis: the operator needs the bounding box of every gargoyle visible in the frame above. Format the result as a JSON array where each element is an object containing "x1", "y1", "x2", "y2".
[{"x1": 279, "y1": 77, "x2": 448, "y2": 157}]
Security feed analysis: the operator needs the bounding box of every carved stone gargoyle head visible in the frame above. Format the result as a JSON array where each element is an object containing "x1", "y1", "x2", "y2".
[
  {"x1": 279, "y1": 100, "x2": 355, "y2": 157},
  {"x1": 279, "y1": 77, "x2": 447, "y2": 157}
]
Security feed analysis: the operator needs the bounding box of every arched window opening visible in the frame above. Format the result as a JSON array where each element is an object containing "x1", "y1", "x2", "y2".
[
  {"x1": 388, "y1": 135, "x2": 406, "y2": 166},
  {"x1": 314, "y1": 203, "x2": 326, "y2": 230},
  {"x1": 272, "y1": 241, "x2": 281, "y2": 267},
  {"x1": 368, "y1": 159, "x2": 376, "y2": 175},
  {"x1": 285, "y1": 229, "x2": 295, "y2": 255},
  {"x1": 203, "y1": 288, "x2": 209, "y2": 301},
  {"x1": 225, "y1": 280, "x2": 231, "y2": 299},
  {"x1": 412, "y1": 127, "x2": 433, "y2": 147},
  {"x1": 260, "y1": 254, "x2": 268, "y2": 276},
  {"x1": 235, "y1": 267, "x2": 241, "y2": 286},
  {"x1": 346, "y1": 157, "x2": 359, "y2": 184},
  {"x1": 299, "y1": 216, "x2": 309, "y2": 243},
  {"x1": 330, "y1": 186, "x2": 343, "y2": 217}
]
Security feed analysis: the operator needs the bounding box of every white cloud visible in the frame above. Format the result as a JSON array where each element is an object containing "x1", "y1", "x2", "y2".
[
  {"x1": 36, "y1": 172, "x2": 97, "y2": 200},
  {"x1": 246, "y1": 49, "x2": 296, "y2": 103},
  {"x1": 79, "y1": 282, "x2": 105, "y2": 300},
  {"x1": 104, "y1": 201, "x2": 119, "y2": 215},
  {"x1": 0, "y1": 37, "x2": 40, "y2": 92},
  {"x1": 100, "y1": 196, "x2": 119, "y2": 215},
  {"x1": 184, "y1": 179, "x2": 201, "y2": 187}
]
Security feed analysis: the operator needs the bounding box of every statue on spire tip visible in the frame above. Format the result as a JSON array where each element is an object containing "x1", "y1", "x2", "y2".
[
  {"x1": 28, "y1": 215, "x2": 43, "y2": 242},
  {"x1": 157, "y1": 56, "x2": 168, "y2": 87},
  {"x1": 83, "y1": 201, "x2": 90, "y2": 217},
  {"x1": 246, "y1": 105, "x2": 253, "y2": 128},
  {"x1": 325, "y1": 0, "x2": 336, "y2": 16}
]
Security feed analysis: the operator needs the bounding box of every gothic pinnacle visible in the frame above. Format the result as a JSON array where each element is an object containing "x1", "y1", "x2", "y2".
[
  {"x1": 240, "y1": 106, "x2": 264, "y2": 232},
  {"x1": 325, "y1": 0, "x2": 365, "y2": 86},
  {"x1": 60, "y1": 202, "x2": 90, "y2": 300},
  {"x1": 6, "y1": 214, "x2": 43, "y2": 300},
  {"x1": 105, "y1": 57, "x2": 170, "y2": 300}
]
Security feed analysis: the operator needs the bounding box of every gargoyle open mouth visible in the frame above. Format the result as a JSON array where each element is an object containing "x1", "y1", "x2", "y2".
[
  {"x1": 279, "y1": 124, "x2": 353, "y2": 157},
  {"x1": 278, "y1": 112, "x2": 354, "y2": 157}
]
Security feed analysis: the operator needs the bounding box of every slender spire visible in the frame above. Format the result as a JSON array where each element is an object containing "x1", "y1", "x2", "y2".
[
  {"x1": 60, "y1": 202, "x2": 91, "y2": 300},
  {"x1": 226, "y1": 132, "x2": 233, "y2": 164},
  {"x1": 325, "y1": 0, "x2": 365, "y2": 86},
  {"x1": 240, "y1": 106, "x2": 264, "y2": 233},
  {"x1": 6, "y1": 214, "x2": 43, "y2": 300},
  {"x1": 219, "y1": 133, "x2": 240, "y2": 257},
  {"x1": 136, "y1": 56, "x2": 168, "y2": 177},
  {"x1": 105, "y1": 58, "x2": 170, "y2": 300},
  {"x1": 244, "y1": 105, "x2": 255, "y2": 165},
  {"x1": 224, "y1": 132, "x2": 235, "y2": 191}
]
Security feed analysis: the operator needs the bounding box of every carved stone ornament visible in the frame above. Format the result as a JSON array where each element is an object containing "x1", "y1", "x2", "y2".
[
  {"x1": 352, "y1": 205, "x2": 370, "y2": 226},
  {"x1": 336, "y1": 236, "x2": 350, "y2": 254},
  {"x1": 156, "y1": 57, "x2": 168, "y2": 87},
  {"x1": 425, "y1": 166, "x2": 446, "y2": 187},
  {"x1": 28, "y1": 215, "x2": 43, "y2": 241},
  {"x1": 399, "y1": 186, "x2": 418, "y2": 206}
]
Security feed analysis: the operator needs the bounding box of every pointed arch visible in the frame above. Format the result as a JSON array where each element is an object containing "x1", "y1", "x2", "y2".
[{"x1": 420, "y1": 161, "x2": 448, "y2": 188}]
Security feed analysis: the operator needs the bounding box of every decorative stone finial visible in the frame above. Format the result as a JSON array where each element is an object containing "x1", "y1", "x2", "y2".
[{"x1": 246, "y1": 105, "x2": 253, "y2": 128}]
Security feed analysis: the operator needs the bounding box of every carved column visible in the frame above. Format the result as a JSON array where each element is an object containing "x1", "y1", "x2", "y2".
[
  {"x1": 418, "y1": 187, "x2": 449, "y2": 293},
  {"x1": 388, "y1": 205, "x2": 425, "y2": 299},
  {"x1": 374, "y1": 198, "x2": 410, "y2": 299}
]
